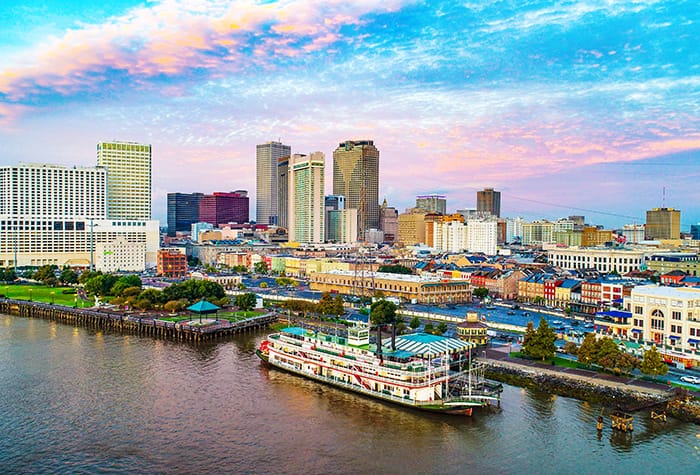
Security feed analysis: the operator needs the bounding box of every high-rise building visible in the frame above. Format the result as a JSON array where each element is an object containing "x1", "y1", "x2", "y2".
[
  {"x1": 198, "y1": 191, "x2": 249, "y2": 227},
  {"x1": 397, "y1": 208, "x2": 427, "y2": 246},
  {"x1": 97, "y1": 141, "x2": 152, "y2": 220},
  {"x1": 327, "y1": 209, "x2": 358, "y2": 244},
  {"x1": 256, "y1": 141, "x2": 291, "y2": 225},
  {"x1": 324, "y1": 195, "x2": 345, "y2": 241},
  {"x1": 379, "y1": 199, "x2": 398, "y2": 243},
  {"x1": 622, "y1": 224, "x2": 646, "y2": 244},
  {"x1": 691, "y1": 224, "x2": 700, "y2": 240},
  {"x1": 645, "y1": 207, "x2": 681, "y2": 240},
  {"x1": 476, "y1": 188, "x2": 501, "y2": 218},
  {"x1": 416, "y1": 195, "x2": 447, "y2": 215},
  {"x1": 277, "y1": 156, "x2": 290, "y2": 229},
  {"x1": 288, "y1": 153, "x2": 325, "y2": 243},
  {"x1": 0, "y1": 163, "x2": 158, "y2": 270},
  {"x1": 167, "y1": 192, "x2": 204, "y2": 236},
  {"x1": 332, "y1": 140, "x2": 379, "y2": 238}
]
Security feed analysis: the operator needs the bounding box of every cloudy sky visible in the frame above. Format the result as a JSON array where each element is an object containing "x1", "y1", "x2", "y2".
[{"x1": 1, "y1": 0, "x2": 698, "y2": 229}]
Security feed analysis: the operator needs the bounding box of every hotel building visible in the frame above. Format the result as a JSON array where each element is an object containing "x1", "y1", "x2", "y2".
[
  {"x1": 0, "y1": 163, "x2": 158, "y2": 271},
  {"x1": 288, "y1": 153, "x2": 325, "y2": 244},
  {"x1": 546, "y1": 247, "x2": 648, "y2": 274},
  {"x1": 97, "y1": 141, "x2": 152, "y2": 220}
]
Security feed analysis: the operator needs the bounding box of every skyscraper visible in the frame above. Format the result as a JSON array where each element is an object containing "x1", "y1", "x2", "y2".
[
  {"x1": 167, "y1": 192, "x2": 204, "y2": 236},
  {"x1": 332, "y1": 140, "x2": 379, "y2": 238},
  {"x1": 324, "y1": 195, "x2": 345, "y2": 241},
  {"x1": 288, "y1": 153, "x2": 325, "y2": 243},
  {"x1": 256, "y1": 141, "x2": 291, "y2": 225},
  {"x1": 277, "y1": 156, "x2": 290, "y2": 229},
  {"x1": 416, "y1": 195, "x2": 447, "y2": 214},
  {"x1": 97, "y1": 141, "x2": 152, "y2": 220},
  {"x1": 476, "y1": 188, "x2": 501, "y2": 218},
  {"x1": 645, "y1": 207, "x2": 681, "y2": 240},
  {"x1": 198, "y1": 191, "x2": 249, "y2": 227},
  {"x1": 379, "y1": 199, "x2": 398, "y2": 243}
]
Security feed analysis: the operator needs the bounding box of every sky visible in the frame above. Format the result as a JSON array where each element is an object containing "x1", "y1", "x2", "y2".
[{"x1": 1, "y1": 0, "x2": 699, "y2": 230}]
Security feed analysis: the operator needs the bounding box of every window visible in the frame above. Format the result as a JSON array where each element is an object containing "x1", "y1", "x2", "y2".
[{"x1": 672, "y1": 311, "x2": 681, "y2": 320}]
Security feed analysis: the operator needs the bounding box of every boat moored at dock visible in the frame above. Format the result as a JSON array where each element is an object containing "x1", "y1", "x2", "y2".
[{"x1": 256, "y1": 322, "x2": 502, "y2": 416}]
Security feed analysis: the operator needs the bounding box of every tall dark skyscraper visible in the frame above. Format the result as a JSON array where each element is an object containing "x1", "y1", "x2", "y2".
[
  {"x1": 256, "y1": 141, "x2": 291, "y2": 225},
  {"x1": 167, "y1": 192, "x2": 203, "y2": 236},
  {"x1": 332, "y1": 140, "x2": 379, "y2": 238},
  {"x1": 476, "y1": 187, "x2": 501, "y2": 218},
  {"x1": 199, "y1": 191, "x2": 249, "y2": 227}
]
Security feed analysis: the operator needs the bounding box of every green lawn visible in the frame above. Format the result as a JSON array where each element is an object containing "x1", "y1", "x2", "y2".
[
  {"x1": 158, "y1": 310, "x2": 266, "y2": 323},
  {"x1": 1, "y1": 284, "x2": 93, "y2": 307}
]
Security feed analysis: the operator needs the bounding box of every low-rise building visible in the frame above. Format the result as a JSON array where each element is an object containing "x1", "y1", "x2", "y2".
[
  {"x1": 457, "y1": 312, "x2": 488, "y2": 346},
  {"x1": 157, "y1": 248, "x2": 188, "y2": 278},
  {"x1": 547, "y1": 247, "x2": 648, "y2": 274}
]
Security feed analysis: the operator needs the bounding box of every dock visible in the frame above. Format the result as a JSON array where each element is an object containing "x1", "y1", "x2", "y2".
[{"x1": 0, "y1": 299, "x2": 278, "y2": 343}]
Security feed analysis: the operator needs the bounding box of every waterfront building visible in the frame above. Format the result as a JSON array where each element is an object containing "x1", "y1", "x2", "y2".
[
  {"x1": 645, "y1": 253, "x2": 700, "y2": 277},
  {"x1": 256, "y1": 141, "x2": 291, "y2": 225},
  {"x1": 546, "y1": 247, "x2": 648, "y2": 274},
  {"x1": 0, "y1": 163, "x2": 158, "y2": 270},
  {"x1": 97, "y1": 141, "x2": 152, "y2": 220},
  {"x1": 167, "y1": 192, "x2": 203, "y2": 236},
  {"x1": 199, "y1": 191, "x2": 249, "y2": 227},
  {"x1": 379, "y1": 199, "x2": 398, "y2": 243},
  {"x1": 416, "y1": 194, "x2": 447, "y2": 215},
  {"x1": 621, "y1": 285, "x2": 700, "y2": 368},
  {"x1": 309, "y1": 270, "x2": 472, "y2": 304},
  {"x1": 457, "y1": 312, "x2": 489, "y2": 346},
  {"x1": 645, "y1": 207, "x2": 681, "y2": 240},
  {"x1": 397, "y1": 208, "x2": 428, "y2": 246},
  {"x1": 157, "y1": 248, "x2": 188, "y2": 277},
  {"x1": 622, "y1": 224, "x2": 646, "y2": 244},
  {"x1": 332, "y1": 140, "x2": 380, "y2": 237},
  {"x1": 288, "y1": 153, "x2": 325, "y2": 244},
  {"x1": 327, "y1": 209, "x2": 358, "y2": 244},
  {"x1": 476, "y1": 188, "x2": 501, "y2": 218}
]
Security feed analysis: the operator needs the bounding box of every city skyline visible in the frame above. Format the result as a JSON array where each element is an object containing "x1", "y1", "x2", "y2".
[{"x1": 0, "y1": 1, "x2": 698, "y2": 228}]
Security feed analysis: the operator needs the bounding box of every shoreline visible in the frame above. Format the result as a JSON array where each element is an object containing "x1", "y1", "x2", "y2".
[{"x1": 482, "y1": 358, "x2": 700, "y2": 424}]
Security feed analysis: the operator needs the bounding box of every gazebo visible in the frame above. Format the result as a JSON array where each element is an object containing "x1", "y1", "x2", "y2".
[{"x1": 187, "y1": 299, "x2": 220, "y2": 324}]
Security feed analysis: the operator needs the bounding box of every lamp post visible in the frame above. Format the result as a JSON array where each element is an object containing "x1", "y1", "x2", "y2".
[
  {"x1": 29, "y1": 288, "x2": 32, "y2": 302},
  {"x1": 74, "y1": 295, "x2": 77, "y2": 308},
  {"x1": 50, "y1": 291, "x2": 55, "y2": 305}
]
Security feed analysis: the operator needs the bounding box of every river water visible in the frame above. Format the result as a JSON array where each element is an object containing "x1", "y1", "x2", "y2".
[{"x1": 1, "y1": 315, "x2": 699, "y2": 475}]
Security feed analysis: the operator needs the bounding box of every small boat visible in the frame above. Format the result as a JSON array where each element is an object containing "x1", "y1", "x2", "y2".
[{"x1": 507, "y1": 311, "x2": 515, "y2": 315}]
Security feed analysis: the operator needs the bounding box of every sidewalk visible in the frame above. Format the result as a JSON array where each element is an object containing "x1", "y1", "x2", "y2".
[{"x1": 482, "y1": 346, "x2": 697, "y2": 398}]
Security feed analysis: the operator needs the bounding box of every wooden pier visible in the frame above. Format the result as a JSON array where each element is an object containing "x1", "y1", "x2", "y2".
[{"x1": 0, "y1": 299, "x2": 278, "y2": 343}]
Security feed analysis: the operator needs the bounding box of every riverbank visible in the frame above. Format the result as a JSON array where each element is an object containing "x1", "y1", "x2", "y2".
[{"x1": 482, "y1": 354, "x2": 700, "y2": 424}]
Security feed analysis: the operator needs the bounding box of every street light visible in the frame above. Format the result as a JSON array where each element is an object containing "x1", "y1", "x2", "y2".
[
  {"x1": 29, "y1": 288, "x2": 32, "y2": 302},
  {"x1": 50, "y1": 291, "x2": 55, "y2": 305}
]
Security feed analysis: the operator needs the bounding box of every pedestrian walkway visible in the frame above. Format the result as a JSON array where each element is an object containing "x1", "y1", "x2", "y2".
[{"x1": 482, "y1": 347, "x2": 686, "y2": 398}]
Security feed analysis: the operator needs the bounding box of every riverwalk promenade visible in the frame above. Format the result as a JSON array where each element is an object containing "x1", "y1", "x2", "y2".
[{"x1": 0, "y1": 298, "x2": 277, "y2": 342}]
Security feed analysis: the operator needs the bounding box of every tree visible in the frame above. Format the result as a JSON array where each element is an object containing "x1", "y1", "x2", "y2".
[
  {"x1": 59, "y1": 267, "x2": 78, "y2": 285},
  {"x1": 522, "y1": 318, "x2": 556, "y2": 361},
  {"x1": 260, "y1": 281, "x2": 268, "y2": 288},
  {"x1": 577, "y1": 333, "x2": 598, "y2": 366},
  {"x1": 370, "y1": 299, "x2": 397, "y2": 358},
  {"x1": 164, "y1": 299, "x2": 188, "y2": 314},
  {"x1": 110, "y1": 274, "x2": 142, "y2": 296},
  {"x1": 521, "y1": 321, "x2": 536, "y2": 358},
  {"x1": 33, "y1": 265, "x2": 58, "y2": 286},
  {"x1": 254, "y1": 261, "x2": 268, "y2": 275},
  {"x1": 332, "y1": 295, "x2": 345, "y2": 317},
  {"x1": 563, "y1": 341, "x2": 578, "y2": 356},
  {"x1": 424, "y1": 322, "x2": 435, "y2": 334},
  {"x1": 409, "y1": 316, "x2": 421, "y2": 330},
  {"x1": 316, "y1": 292, "x2": 335, "y2": 317},
  {"x1": 0, "y1": 268, "x2": 17, "y2": 283},
  {"x1": 640, "y1": 346, "x2": 668, "y2": 380},
  {"x1": 532, "y1": 296, "x2": 545, "y2": 306},
  {"x1": 473, "y1": 287, "x2": 489, "y2": 300},
  {"x1": 377, "y1": 264, "x2": 413, "y2": 275},
  {"x1": 236, "y1": 293, "x2": 257, "y2": 315},
  {"x1": 436, "y1": 321, "x2": 448, "y2": 335}
]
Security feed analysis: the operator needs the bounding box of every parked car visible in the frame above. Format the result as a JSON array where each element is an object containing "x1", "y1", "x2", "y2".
[{"x1": 679, "y1": 375, "x2": 700, "y2": 385}]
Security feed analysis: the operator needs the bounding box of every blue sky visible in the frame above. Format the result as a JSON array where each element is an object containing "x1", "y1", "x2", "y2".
[{"x1": 1, "y1": 0, "x2": 698, "y2": 229}]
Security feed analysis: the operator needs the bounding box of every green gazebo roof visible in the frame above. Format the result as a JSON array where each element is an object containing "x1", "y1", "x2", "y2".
[{"x1": 187, "y1": 299, "x2": 220, "y2": 314}]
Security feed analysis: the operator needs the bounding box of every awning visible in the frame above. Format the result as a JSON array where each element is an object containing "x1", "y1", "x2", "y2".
[
  {"x1": 631, "y1": 329, "x2": 642, "y2": 333},
  {"x1": 688, "y1": 338, "x2": 700, "y2": 345},
  {"x1": 391, "y1": 333, "x2": 474, "y2": 357},
  {"x1": 669, "y1": 335, "x2": 680, "y2": 340}
]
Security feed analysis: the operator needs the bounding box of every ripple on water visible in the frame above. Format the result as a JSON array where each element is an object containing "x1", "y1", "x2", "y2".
[{"x1": 1, "y1": 315, "x2": 699, "y2": 475}]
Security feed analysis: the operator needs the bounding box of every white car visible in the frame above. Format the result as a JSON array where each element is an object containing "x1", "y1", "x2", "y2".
[{"x1": 679, "y1": 375, "x2": 700, "y2": 385}]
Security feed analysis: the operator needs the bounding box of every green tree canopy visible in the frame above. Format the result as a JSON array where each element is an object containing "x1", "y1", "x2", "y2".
[
  {"x1": 236, "y1": 293, "x2": 258, "y2": 313},
  {"x1": 522, "y1": 318, "x2": 556, "y2": 361},
  {"x1": 377, "y1": 264, "x2": 413, "y2": 275},
  {"x1": 254, "y1": 261, "x2": 268, "y2": 275},
  {"x1": 436, "y1": 321, "x2": 448, "y2": 335},
  {"x1": 33, "y1": 265, "x2": 58, "y2": 286},
  {"x1": 370, "y1": 299, "x2": 398, "y2": 356},
  {"x1": 576, "y1": 333, "x2": 598, "y2": 366},
  {"x1": 640, "y1": 346, "x2": 668, "y2": 379},
  {"x1": 409, "y1": 316, "x2": 421, "y2": 330},
  {"x1": 473, "y1": 287, "x2": 489, "y2": 299},
  {"x1": 59, "y1": 267, "x2": 78, "y2": 285}
]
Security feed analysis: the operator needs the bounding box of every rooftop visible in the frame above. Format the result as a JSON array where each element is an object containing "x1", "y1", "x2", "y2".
[{"x1": 631, "y1": 285, "x2": 700, "y2": 298}]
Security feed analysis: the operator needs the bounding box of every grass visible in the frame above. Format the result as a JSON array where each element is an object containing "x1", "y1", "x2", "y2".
[
  {"x1": 1, "y1": 284, "x2": 93, "y2": 307},
  {"x1": 158, "y1": 310, "x2": 266, "y2": 323}
]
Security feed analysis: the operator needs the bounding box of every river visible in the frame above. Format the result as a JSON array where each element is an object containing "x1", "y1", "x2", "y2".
[{"x1": 1, "y1": 315, "x2": 698, "y2": 474}]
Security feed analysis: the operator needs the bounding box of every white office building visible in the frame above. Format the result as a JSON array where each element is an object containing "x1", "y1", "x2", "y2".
[
  {"x1": 288, "y1": 152, "x2": 325, "y2": 243},
  {"x1": 0, "y1": 163, "x2": 158, "y2": 270}
]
